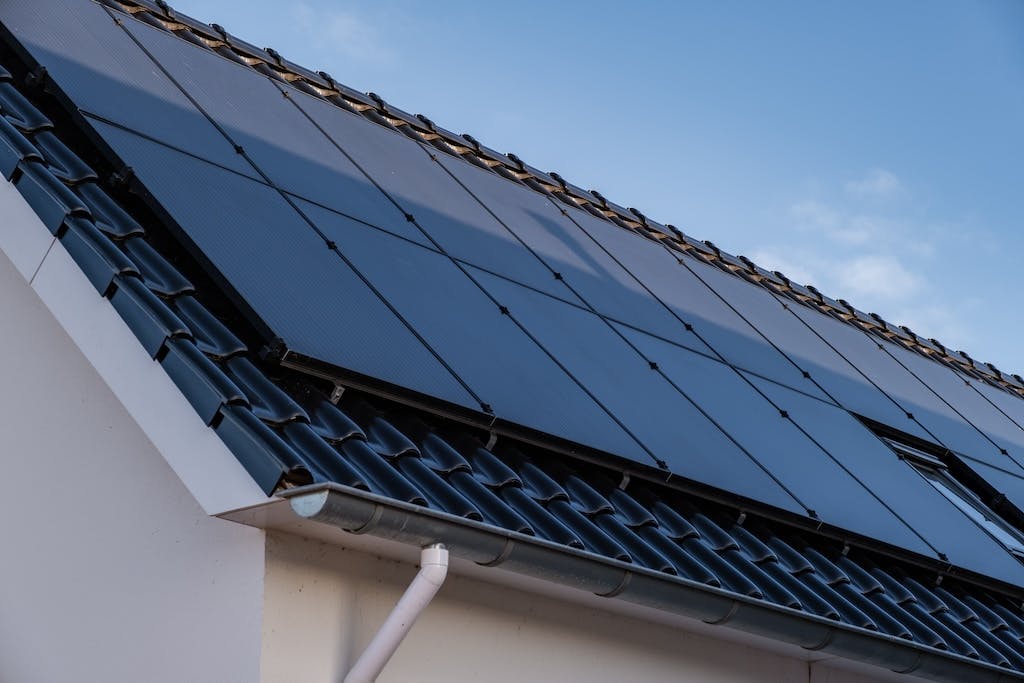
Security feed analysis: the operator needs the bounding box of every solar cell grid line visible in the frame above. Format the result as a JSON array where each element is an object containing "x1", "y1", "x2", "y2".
[
  {"x1": 98, "y1": 4, "x2": 493, "y2": 412},
  {"x1": 105, "y1": 8, "x2": 667, "y2": 467}
]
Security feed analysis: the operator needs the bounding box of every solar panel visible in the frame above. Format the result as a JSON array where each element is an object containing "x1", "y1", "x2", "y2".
[
  {"x1": 0, "y1": 0, "x2": 252, "y2": 176},
  {"x1": 881, "y1": 343, "x2": 1024, "y2": 471},
  {"x1": 749, "y1": 372, "x2": 1024, "y2": 585},
  {"x1": 557, "y1": 213, "x2": 840, "y2": 404},
  {"x1": 675, "y1": 256, "x2": 939, "y2": 440},
  {"x1": 282, "y1": 85, "x2": 569, "y2": 300},
  {"x1": 785, "y1": 301, "x2": 1007, "y2": 458},
  {"x1": 470, "y1": 268, "x2": 806, "y2": 514},
  {"x1": 431, "y1": 152, "x2": 723, "y2": 347},
  {"x1": 114, "y1": 17, "x2": 442, "y2": 245},
  {"x1": 618, "y1": 323, "x2": 937, "y2": 554},
  {"x1": 294, "y1": 199, "x2": 650, "y2": 461},
  {"x1": 90, "y1": 120, "x2": 480, "y2": 410}
]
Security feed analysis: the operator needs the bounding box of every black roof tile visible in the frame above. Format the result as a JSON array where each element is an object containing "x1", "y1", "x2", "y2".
[
  {"x1": 170, "y1": 295, "x2": 246, "y2": 360},
  {"x1": 0, "y1": 81, "x2": 52, "y2": 132},
  {"x1": 74, "y1": 181, "x2": 145, "y2": 239},
  {"x1": 0, "y1": 115, "x2": 41, "y2": 178},
  {"x1": 59, "y1": 216, "x2": 138, "y2": 295},
  {"x1": 119, "y1": 236, "x2": 195, "y2": 297},
  {"x1": 29, "y1": 130, "x2": 97, "y2": 184}
]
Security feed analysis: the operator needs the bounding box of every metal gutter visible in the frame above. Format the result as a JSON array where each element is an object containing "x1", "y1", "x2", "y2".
[{"x1": 284, "y1": 483, "x2": 1024, "y2": 683}]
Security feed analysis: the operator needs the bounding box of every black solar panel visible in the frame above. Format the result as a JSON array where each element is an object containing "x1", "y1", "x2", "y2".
[
  {"x1": 286, "y1": 85, "x2": 568, "y2": 297},
  {"x1": 91, "y1": 120, "x2": 481, "y2": 409},
  {"x1": 295, "y1": 199, "x2": 652, "y2": 461},
  {"x1": 472, "y1": 268, "x2": 806, "y2": 514},
  {"x1": 883, "y1": 343, "x2": 1024, "y2": 471},
  {"x1": 0, "y1": 0, "x2": 252, "y2": 175},
  {"x1": 620, "y1": 322, "x2": 939, "y2": 555},
  {"x1": 14, "y1": 0, "x2": 1024, "y2": 586},
  {"x1": 787, "y1": 301, "x2": 1017, "y2": 463}
]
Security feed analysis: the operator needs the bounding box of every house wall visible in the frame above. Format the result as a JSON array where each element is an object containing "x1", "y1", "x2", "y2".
[
  {"x1": 0, "y1": 242, "x2": 266, "y2": 682},
  {"x1": 262, "y1": 531, "x2": 888, "y2": 683}
]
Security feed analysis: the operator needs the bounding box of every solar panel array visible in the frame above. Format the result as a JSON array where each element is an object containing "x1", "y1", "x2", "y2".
[{"x1": 10, "y1": 0, "x2": 1024, "y2": 585}]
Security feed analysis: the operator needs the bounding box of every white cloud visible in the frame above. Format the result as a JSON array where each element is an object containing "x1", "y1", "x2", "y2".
[
  {"x1": 834, "y1": 254, "x2": 922, "y2": 300},
  {"x1": 290, "y1": 2, "x2": 397, "y2": 65},
  {"x1": 844, "y1": 168, "x2": 904, "y2": 199},
  {"x1": 889, "y1": 304, "x2": 972, "y2": 352},
  {"x1": 790, "y1": 200, "x2": 839, "y2": 232},
  {"x1": 745, "y1": 248, "x2": 819, "y2": 288}
]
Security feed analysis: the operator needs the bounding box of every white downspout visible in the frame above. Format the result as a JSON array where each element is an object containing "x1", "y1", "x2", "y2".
[{"x1": 343, "y1": 543, "x2": 449, "y2": 683}]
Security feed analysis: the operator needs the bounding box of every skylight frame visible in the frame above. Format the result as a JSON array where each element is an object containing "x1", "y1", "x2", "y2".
[{"x1": 885, "y1": 437, "x2": 1024, "y2": 560}]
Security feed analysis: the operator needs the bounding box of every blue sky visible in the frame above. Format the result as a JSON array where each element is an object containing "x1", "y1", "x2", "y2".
[{"x1": 171, "y1": 0, "x2": 1024, "y2": 373}]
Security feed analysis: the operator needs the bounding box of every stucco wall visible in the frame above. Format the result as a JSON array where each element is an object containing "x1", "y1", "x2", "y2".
[
  {"x1": 262, "y1": 531, "x2": 888, "y2": 683},
  {"x1": 0, "y1": 242, "x2": 266, "y2": 682}
]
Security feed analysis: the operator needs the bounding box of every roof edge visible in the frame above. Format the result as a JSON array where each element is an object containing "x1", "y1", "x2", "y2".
[{"x1": 283, "y1": 482, "x2": 1023, "y2": 683}]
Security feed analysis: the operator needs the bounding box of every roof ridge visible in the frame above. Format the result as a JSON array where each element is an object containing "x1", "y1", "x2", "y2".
[{"x1": 99, "y1": 0, "x2": 1024, "y2": 401}]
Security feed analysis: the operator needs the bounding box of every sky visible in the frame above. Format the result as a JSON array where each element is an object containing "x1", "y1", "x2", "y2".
[{"x1": 170, "y1": 0, "x2": 1024, "y2": 373}]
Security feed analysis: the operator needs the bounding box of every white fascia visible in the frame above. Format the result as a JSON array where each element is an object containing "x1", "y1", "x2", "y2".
[{"x1": 0, "y1": 175, "x2": 268, "y2": 515}]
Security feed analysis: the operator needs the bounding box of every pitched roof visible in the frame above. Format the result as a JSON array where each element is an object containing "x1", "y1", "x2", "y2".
[{"x1": 3, "y1": 1, "x2": 1024, "y2": 679}]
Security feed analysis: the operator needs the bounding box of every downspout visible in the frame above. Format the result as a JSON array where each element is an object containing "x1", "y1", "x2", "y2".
[{"x1": 343, "y1": 543, "x2": 449, "y2": 683}]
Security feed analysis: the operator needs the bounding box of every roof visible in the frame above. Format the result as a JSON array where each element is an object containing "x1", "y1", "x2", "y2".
[{"x1": 3, "y1": 1, "x2": 1024, "y2": 679}]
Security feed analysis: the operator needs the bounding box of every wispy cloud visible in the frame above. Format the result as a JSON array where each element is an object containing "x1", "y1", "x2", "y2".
[
  {"x1": 844, "y1": 168, "x2": 905, "y2": 199},
  {"x1": 745, "y1": 248, "x2": 820, "y2": 289},
  {"x1": 748, "y1": 168, "x2": 966, "y2": 345},
  {"x1": 290, "y1": 2, "x2": 400, "y2": 66},
  {"x1": 834, "y1": 254, "x2": 922, "y2": 299}
]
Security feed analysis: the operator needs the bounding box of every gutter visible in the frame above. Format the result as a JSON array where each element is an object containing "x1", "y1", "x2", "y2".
[{"x1": 285, "y1": 483, "x2": 1024, "y2": 683}]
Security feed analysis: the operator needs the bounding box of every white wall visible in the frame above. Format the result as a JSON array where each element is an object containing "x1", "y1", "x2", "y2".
[
  {"x1": 0, "y1": 243, "x2": 266, "y2": 682},
  {"x1": 262, "y1": 531, "x2": 888, "y2": 683}
]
